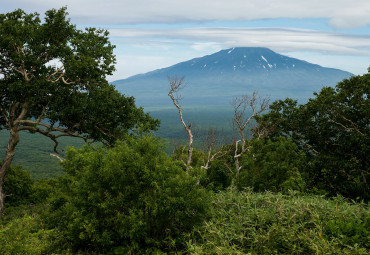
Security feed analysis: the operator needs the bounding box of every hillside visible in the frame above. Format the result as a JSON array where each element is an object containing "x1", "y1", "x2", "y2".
[{"x1": 113, "y1": 47, "x2": 353, "y2": 107}]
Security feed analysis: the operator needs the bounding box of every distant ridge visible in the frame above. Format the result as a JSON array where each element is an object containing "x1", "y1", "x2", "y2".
[{"x1": 113, "y1": 47, "x2": 353, "y2": 107}]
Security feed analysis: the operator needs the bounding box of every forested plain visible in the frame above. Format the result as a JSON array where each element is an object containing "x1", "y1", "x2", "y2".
[{"x1": 0, "y1": 8, "x2": 369, "y2": 255}]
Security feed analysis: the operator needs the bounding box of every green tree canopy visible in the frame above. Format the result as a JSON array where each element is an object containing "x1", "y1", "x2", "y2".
[
  {"x1": 48, "y1": 136, "x2": 210, "y2": 253},
  {"x1": 238, "y1": 137, "x2": 306, "y2": 193},
  {"x1": 0, "y1": 8, "x2": 159, "y2": 214},
  {"x1": 257, "y1": 72, "x2": 369, "y2": 200}
]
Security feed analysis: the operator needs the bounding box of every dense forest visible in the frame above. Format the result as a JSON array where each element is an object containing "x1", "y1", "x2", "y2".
[{"x1": 0, "y1": 8, "x2": 369, "y2": 254}]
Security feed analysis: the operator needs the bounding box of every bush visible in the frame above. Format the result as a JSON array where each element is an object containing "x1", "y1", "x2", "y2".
[
  {"x1": 3, "y1": 165, "x2": 33, "y2": 207},
  {"x1": 0, "y1": 214, "x2": 54, "y2": 254},
  {"x1": 237, "y1": 137, "x2": 306, "y2": 192},
  {"x1": 187, "y1": 190, "x2": 369, "y2": 254},
  {"x1": 30, "y1": 178, "x2": 58, "y2": 204},
  {"x1": 48, "y1": 136, "x2": 211, "y2": 253}
]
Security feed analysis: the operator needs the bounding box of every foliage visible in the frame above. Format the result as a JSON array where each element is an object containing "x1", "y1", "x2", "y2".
[
  {"x1": 30, "y1": 178, "x2": 58, "y2": 204},
  {"x1": 0, "y1": 7, "x2": 159, "y2": 213},
  {"x1": 3, "y1": 170, "x2": 57, "y2": 208},
  {"x1": 0, "y1": 210, "x2": 54, "y2": 255},
  {"x1": 47, "y1": 136, "x2": 211, "y2": 253},
  {"x1": 237, "y1": 137, "x2": 306, "y2": 192},
  {"x1": 0, "y1": 7, "x2": 159, "y2": 143},
  {"x1": 257, "y1": 72, "x2": 370, "y2": 200},
  {"x1": 205, "y1": 157, "x2": 233, "y2": 190},
  {"x1": 3, "y1": 164, "x2": 33, "y2": 207},
  {"x1": 202, "y1": 144, "x2": 234, "y2": 190},
  {"x1": 187, "y1": 189, "x2": 369, "y2": 254}
]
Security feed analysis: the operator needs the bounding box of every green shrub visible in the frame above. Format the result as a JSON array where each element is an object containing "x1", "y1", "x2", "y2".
[
  {"x1": 187, "y1": 190, "x2": 369, "y2": 254},
  {"x1": 3, "y1": 165, "x2": 33, "y2": 207},
  {"x1": 30, "y1": 178, "x2": 58, "y2": 204},
  {"x1": 206, "y1": 157, "x2": 233, "y2": 190},
  {"x1": 48, "y1": 136, "x2": 211, "y2": 253},
  {"x1": 0, "y1": 214, "x2": 54, "y2": 254},
  {"x1": 238, "y1": 137, "x2": 306, "y2": 192}
]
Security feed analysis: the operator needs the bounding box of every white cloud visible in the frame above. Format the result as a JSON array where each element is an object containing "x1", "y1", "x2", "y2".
[
  {"x1": 3, "y1": 0, "x2": 369, "y2": 80},
  {"x1": 109, "y1": 27, "x2": 370, "y2": 56},
  {"x1": 106, "y1": 26, "x2": 369, "y2": 80},
  {"x1": 3, "y1": 0, "x2": 370, "y2": 29}
]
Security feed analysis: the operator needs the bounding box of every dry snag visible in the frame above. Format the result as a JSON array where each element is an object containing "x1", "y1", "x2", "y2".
[
  {"x1": 232, "y1": 91, "x2": 269, "y2": 183},
  {"x1": 168, "y1": 76, "x2": 193, "y2": 173},
  {"x1": 200, "y1": 127, "x2": 229, "y2": 170}
]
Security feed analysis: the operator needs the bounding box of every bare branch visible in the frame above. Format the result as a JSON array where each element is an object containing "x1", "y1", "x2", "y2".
[
  {"x1": 93, "y1": 124, "x2": 119, "y2": 140},
  {"x1": 11, "y1": 66, "x2": 25, "y2": 77},
  {"x1": 231, "y1": 92, "x2": 270, "y2": 183},
  {"x1": 329, "y1": 115, "x2": 365, "y2": 136},
  {"x1": 35, "y1": 104, "x2": 48, "y2": 123},
  {"x1": 168, "y1": 76, "x2": 193, "y2": 173},
  {"x1": 47, "y1": 65, "x2": 65, "y2": 80},
  {"x1": 297, "y1": 137, "x2": 319, "y2": 155},
  {"x1": 61, "y1": 76, "x2": 76, "y2": 85},
  {"x1": 200, "y1": 128, "x2": 230, "y2": 170},
  {"x1": 50, "y1": 153, "x2": 65, "y2": 162},
  {"x1": 17, "y1": 120, "x2": 91, "y2": 153},
  {"x1": 18, "y1": 125, "x2": 61, "y2": 153}
]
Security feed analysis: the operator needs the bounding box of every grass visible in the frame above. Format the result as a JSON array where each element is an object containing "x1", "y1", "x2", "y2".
[{"x1": 187, "y1": 189, "x2": 369, "y2": 254}]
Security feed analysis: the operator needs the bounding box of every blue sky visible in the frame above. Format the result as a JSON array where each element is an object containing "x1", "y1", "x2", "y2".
[{"x1": 2, "y1": 0, "x2": 370, "y2": 81}]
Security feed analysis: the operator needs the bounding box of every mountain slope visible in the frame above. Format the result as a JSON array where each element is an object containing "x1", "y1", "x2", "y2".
[{"x1": 113, "y1": 47, "x2": 353, "y2": 107}]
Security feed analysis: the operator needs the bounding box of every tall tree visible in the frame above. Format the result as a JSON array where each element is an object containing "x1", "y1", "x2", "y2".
[
  {"x1": 0, "y1": 8, "x2": 159, "y2": 213},
  {"x1": 257, "y1": 72, "x2": 369, "y2": 199}
]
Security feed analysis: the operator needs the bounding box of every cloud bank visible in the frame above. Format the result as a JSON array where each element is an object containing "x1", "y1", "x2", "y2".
[
  {"x1": 109, "y1": 27, "x2": 370, "y2": 56},
  {"x1": 3, "y1": 0, "x2": 370, "y2": 29}
]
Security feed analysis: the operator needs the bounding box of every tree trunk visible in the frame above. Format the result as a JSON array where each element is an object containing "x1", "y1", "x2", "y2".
[
  {"x1": 0, "y1": 127, "x2": 20, "y2": 215},
  {"x1": 186, "y1": 130, "x2": 193, "y2": 174}
]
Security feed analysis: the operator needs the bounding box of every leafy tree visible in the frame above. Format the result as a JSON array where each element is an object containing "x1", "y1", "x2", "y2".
[
  {"x1": 0, "y1": 8, "x2": 159, "y2": 213},
  {"x1": 47, "y1": 136, "x2": 210, "y2": 253},
  {"x1": 30, "y1": 178, "x2": 58, "y2": 204},
  {"x1": 237, "y1": 137, "x2": 306, "y2": 193},
  {"x1": 257, "y1": 72, "x2": 369, "y2": 199},
  {"x1": 3, "y1": 165, "x2": 33, "y2": 207}
]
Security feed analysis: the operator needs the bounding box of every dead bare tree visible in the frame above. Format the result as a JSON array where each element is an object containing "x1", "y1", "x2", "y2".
[
  {"x1": 231, "y1": 91, "x2": 270, "y2": 184},
  {"x1": 200, "y1": 127, "x2": 230, "y2": 170},
  {"x1": 168, "y1": 76, "x2": 193, "y2": 173}
]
